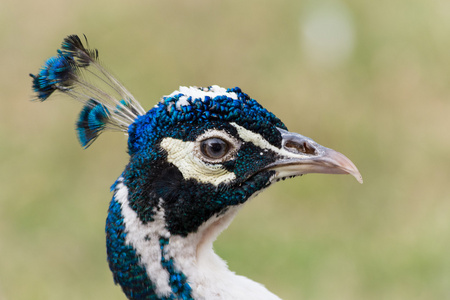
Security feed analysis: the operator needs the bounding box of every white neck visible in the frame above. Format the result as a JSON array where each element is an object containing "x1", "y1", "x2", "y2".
[
  {"x1": 116, "y1": 181, "x2": 281, "y2": 300},
  {"x1": 168, "y1": 206, "x2": 281, "y2": 300}
]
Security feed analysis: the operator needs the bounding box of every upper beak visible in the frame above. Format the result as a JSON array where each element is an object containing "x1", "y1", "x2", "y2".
[{"x1": 265, "y1": 128, "x2": 363, "y2": 183}]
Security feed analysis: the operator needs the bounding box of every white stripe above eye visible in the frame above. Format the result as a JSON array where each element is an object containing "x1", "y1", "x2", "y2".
[
  {"x1": 160, "y1": 137, "x2": 236, "y2": 186},
  {"x1": 230, "y1": 122, "x2": 310, "y2": 159}
]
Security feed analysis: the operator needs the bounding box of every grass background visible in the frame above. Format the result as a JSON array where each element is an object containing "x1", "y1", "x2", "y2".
[{"x1": 1, "y1": 0, "x2": 450, "y2": 299}]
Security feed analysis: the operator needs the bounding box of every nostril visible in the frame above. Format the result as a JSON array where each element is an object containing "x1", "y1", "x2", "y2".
[{"x1": 284, "y1": 140, "x2": 317, "y2": 155}]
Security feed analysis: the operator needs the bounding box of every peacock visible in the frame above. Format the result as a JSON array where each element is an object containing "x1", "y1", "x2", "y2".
[{"x1": 30, "y1": 35, "x2": 362, "y2": 300}]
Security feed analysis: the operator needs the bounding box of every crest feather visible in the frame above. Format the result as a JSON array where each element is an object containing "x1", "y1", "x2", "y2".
[{"x1": 30, "y1": 34, "x2": 146, "y2": 148}]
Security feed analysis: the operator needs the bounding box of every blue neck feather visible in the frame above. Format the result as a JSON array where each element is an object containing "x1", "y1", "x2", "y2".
[
  {"x1": 106, "y1": 197, "x2": 161, "y2": 299},
  {"x1": 106, "y1": 180, "x2": 195, "y2": 300}
]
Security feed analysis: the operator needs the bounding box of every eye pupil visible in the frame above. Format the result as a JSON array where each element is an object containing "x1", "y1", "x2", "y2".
[
  {"x1": 210, "y1": 142, "x2": 223, "y2": 154},
  {"x1": 200, "y1": 138, "x2": 229, "y2": 159}
]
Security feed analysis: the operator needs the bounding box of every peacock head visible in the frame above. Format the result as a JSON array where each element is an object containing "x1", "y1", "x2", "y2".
[{"x1": 120, "y1": 85, "x2": 362, "y2": 237}]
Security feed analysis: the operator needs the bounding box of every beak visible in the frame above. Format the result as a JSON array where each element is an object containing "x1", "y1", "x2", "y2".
[{"x1": 265, "y1": 128, "x2": 363, "y2": 183}]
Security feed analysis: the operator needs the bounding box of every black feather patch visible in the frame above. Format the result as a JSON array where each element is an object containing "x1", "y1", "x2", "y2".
[{"x1": 61, "y1": 34, "x2": 98, "y2": 67}]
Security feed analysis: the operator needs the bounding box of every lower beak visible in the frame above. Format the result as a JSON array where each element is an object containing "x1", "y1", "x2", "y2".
[{"x1": 266, "y1": 128, "x2": 363, "y2": 184}]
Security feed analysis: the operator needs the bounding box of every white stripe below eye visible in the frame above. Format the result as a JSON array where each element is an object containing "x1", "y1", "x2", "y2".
[{"x1": 160, "y1": 137, "x2": 236, "y2": 186}]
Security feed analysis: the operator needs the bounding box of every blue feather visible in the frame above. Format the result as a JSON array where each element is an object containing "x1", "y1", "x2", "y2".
[
  {"x1": 30, "y1": 51, "x2": 75, "y2": 101},
  {"x1": 76, "y1": 99, "x2": 110, "y2": 148}
]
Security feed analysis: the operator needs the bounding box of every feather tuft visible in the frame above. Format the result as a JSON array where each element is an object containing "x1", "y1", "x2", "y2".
[
  {"x1": 61, "y1": 34, "x2": 98, "y2": 67},
  {"x1": 30, "y1": 34, "x2": 146, "y2": 148},
  {"x1": 30, "y1": 52, "x2": 75, "y2": 101},
  {"x1": 77, "y1": 99, "x2": 110, "y2": 148}
]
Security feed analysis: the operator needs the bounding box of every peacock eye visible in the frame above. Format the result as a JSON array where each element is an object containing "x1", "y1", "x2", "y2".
[{"x1": 200, "y1": 138, "x2": 230, "y2": 160}]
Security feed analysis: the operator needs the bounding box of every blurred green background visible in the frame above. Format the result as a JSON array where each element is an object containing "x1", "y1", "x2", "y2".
[{"x1": 1, "y1": 0, "x2": 450, "y2": 299}]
